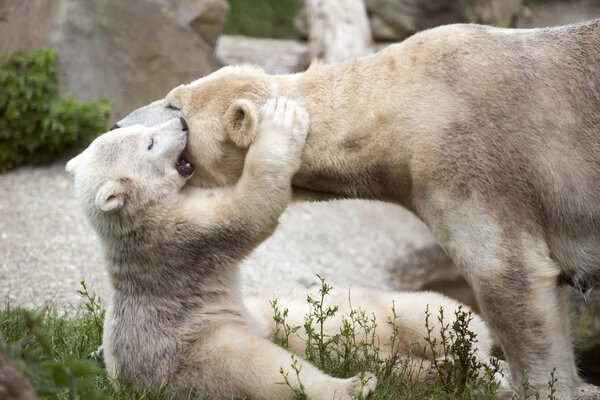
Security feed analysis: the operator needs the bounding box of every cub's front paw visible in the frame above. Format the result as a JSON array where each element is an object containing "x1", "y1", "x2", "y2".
[
  {"x1": 339, "y1": 372, "x2": 377, "y2": 399},
  {"x1": 257, "y1": 97, "x2": 310, "y2": 170}
]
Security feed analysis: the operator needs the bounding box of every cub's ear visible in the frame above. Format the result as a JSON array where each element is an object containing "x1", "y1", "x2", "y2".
[
  {"x1": 223, "y1": 99, "x2": 258, "y2": 148},
  {"x1": 65, "y1": 154, "x2": 82, "y2": 176},
  {"x1": 95, "y1": 180, "x2": 126, "y2": 212}
]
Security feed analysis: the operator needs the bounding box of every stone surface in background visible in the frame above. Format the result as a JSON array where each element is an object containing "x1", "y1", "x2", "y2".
[
  {"x1": 305, "y1": 0, "x2": 374, "y2": 63},
  {"x1": 0, "y1": 0, "x2": 223, "y2": 123},
  {"x1": 365, "y1": 0, "x2": 522, "y2": 41},
  {"x1": 169, "y1": 0, "x2": 230, "y2": 48},
  {"x1": 516, "y1": 0, "x2": 600, "y2": 28}
]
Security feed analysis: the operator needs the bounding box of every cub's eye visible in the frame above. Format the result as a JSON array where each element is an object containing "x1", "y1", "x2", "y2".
[
  {"x1": 147, "y1": 138, "x2": 154, "y2": 150},
  {"x1": 167, "y1": 104, "x2": 180, "y2": 111}
]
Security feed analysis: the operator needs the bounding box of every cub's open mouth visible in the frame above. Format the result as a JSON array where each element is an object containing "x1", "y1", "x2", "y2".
[
  {"x1": 176, "y1": 117, "x2": 194, "y2": 177},
  {"x1": 176, "y1": 155, "x2": 194, "y2": 178}
]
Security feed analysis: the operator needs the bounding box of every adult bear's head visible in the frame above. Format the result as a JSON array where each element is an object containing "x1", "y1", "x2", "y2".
[{"x1": 115, "y1": 65, "x2": 274, "y2": 188}]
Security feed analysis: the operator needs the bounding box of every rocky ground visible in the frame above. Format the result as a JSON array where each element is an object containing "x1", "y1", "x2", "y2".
[{"x1": 0, "y1": 160, "x2": 445, "y2": 309}]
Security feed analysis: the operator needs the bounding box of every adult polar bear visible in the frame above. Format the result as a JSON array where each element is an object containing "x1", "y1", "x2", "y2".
[{"x1": 115, "y1": 21, "x2": 600, "y2": 397}]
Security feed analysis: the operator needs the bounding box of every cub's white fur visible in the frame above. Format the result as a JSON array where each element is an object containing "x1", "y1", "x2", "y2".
[{"x1": 68, "y1": 99, "x2": 378, "y2": 399}]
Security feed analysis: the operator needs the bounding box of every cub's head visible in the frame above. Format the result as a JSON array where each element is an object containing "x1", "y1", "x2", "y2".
[
  {"x1": 114, "y1": 65, "x2": 273, "y2": 188},
  {"x1": 66, "y1": 118, "x2": 193, "y2": 233}
]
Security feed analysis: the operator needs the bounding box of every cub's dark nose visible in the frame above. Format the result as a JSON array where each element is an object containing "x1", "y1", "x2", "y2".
[
  {"x1": 179, "y1": 117, "x2": 188, "y2": 131},
  {"x1": 110, "y1": 124, "x2": 120, "y2": 131}
]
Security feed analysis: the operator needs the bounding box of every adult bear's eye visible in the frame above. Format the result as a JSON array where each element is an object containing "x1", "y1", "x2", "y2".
[{"x1": 147, "y1": 138, "x2": 154, "y2": 150}]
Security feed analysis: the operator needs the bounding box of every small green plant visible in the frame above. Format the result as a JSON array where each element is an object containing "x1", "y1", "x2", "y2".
[
  {"x1": 514, "y1": 369, "x2": 540, "y2": 400},
  {"x1": 0, "y1": 48, "x2": 111, "y2": 172},
  {"x1": 546, "y1": 368, "x2": 558, "y2": 400},
  {"x1": 77, "y1": 279, "x2": 105, "y2": 349},
  {"x1": 21, "y1": 310, "x2": 106, "y2": 400},
  {"x1": 278, "y1": 354, "x2": 308, "y2": 400},
  {"x1": 270, "y1": 299, "x2": 301, "y2": 350},
  {"x1": 511, "y1": 368, "x2": 560, "y2": 400},
  {"x1": 424, "y1": 304, "x2": 501, "y2": 399},
  {"x1": 303, "y1": 275, "x2": 341, "y2": 371},
  {"x1": 379, "y1": 300, "x2": 401, "y2": 379},
  {"x1": 1, "y1": 280, "x2": 108, "y2": 399}
]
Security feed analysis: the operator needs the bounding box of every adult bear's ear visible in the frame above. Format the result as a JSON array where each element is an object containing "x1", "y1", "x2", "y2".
[
  {"x1": 223, "y1": 99, "x2": 258, "y2": 148},
  {"x1": 95, "y1": 180, "x2": 125, "y2": 212}
]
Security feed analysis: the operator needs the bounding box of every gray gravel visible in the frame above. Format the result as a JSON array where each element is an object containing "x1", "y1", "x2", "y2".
[
  {"x1": 0, "y1": 161, "x2": 107, "y2": 310},
  {"x1": 0, "y1": 160, "x2": 439, "y2": 310}
]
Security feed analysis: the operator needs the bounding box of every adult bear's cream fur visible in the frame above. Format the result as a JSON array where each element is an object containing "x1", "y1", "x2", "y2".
[{"x1": 116, "y1": 21, "x2": 600, "y2": 397}]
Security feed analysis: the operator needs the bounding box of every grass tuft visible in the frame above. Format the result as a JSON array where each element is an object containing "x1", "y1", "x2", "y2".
[{"x1": 0, "y1": 278, "x2": 563, "y2": 399}]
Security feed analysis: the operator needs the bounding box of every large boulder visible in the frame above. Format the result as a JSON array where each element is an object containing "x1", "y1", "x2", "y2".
[
  {"x1": 365, "y1": 0, "x2": 522, "y2": 41},
  {"x1": 0, "y1": 0, "x2": 223, "y2": 123},
  {"x1": 169, "y1": 0, "x2": 230, "y2": 49}
]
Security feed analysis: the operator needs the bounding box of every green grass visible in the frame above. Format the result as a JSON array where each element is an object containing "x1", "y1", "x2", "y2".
[
  {"x1": 0, "y1": 281, "x2": 200, "y2": 400},
  {"x1": 223, "y1": 0, "x2": 300, "y2": 39},
  {"x1": 1, "y1": 278, "x2": 559, "y2": 399}
]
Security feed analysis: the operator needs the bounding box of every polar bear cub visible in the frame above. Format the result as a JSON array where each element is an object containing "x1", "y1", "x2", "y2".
[{"x1": 66, "y1": 98, "x2": 376, "y2": 399}]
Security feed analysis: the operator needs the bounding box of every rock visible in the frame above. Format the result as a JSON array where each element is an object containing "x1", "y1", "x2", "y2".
[
  {"x1": 365, "y1": 0, "x2": 522, "y2": 41},
  {"x1": 169, "y1": 0, "x2": 230, "y2": 48},
  {"x1": 0, "y1": 339, "x2": 39, "y2": 400},
  {"x1": 305, "y1": 0, "x2": 374, "y2": 63},
  {"x1": 516, "y1": 0, "x2": 600, "y2": 29},
  {"x1": 461, "y1": 0, "x2": 522, "y2": 27},
  {"x1": 216, "y1": 35, "x2": 310, "y2": 74},
  {"x1": 0, "y1": 0, "x2": 222, "y2": 124}
]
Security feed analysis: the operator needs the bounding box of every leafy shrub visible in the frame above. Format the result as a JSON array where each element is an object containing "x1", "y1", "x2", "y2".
[
  {"x1": 224, "y1": 0, "x2": 300, "y2": 39},
  {"x1": 0, "y1": 48, "x2": 111, "y2": 172},
  {"x1": 423, "y1": 305, "x2": 501, "y2": 399},
  {"x1": 1, "y1": 280, "x2": 107, "y2": 400}
]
